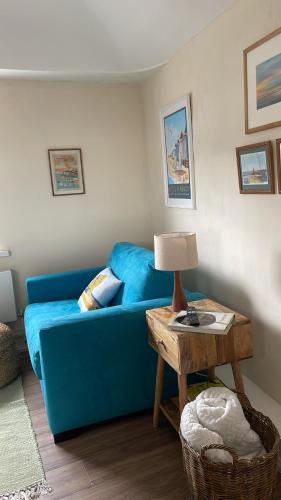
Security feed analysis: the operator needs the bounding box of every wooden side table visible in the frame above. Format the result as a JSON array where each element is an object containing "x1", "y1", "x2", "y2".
[{"x1": 146, "y1": 299, "x2": 252, "y2": 431}]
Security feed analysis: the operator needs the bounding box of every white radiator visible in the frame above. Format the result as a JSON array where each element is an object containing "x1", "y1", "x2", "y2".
[{"x1": 0, "y1": 270, "x2": 17, "y2": 322}]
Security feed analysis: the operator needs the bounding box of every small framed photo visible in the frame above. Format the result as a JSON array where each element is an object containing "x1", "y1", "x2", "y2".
[
  {"x1": 276, "y1": 138, "x2": 281, "y2": 193},
  {"x1": 48, "y1": 148, "x2": 85, "y2": 196},
  {"x1": 160, "y1": 95, "x2": 195, "y2": 209},
  {"x1": 244, "y1": 27, "x2": 281, "y2": 134},
  {"x1": 236, "y1": 141, "x2": 274, "y2": 194}
]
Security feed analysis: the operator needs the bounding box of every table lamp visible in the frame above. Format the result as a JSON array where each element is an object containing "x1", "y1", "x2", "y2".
[{"x1": 154, "y1": 232, "x2": 198, "y2": 312}]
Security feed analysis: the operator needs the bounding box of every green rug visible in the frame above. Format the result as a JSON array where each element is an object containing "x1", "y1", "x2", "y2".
[{"x1": 0, "y1": 376, "x2": 52, "y2": 499}]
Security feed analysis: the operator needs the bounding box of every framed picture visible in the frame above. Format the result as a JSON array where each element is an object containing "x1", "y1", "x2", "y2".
[
  {"x1": 244, "y1": 27, "x2": 281, "y2": 134},
  {"x1": 236, "y1": 141, "x2": 274, "y2": 194},
  {"x1": 160, "y1": 95, "x2": 195, "y2": 209},
  {"x1": 48, "y1": 148, "x2": 85, "y2": 196},
  {"x1": 276, "y1": 138, "x2": 281, "y2": 193}
]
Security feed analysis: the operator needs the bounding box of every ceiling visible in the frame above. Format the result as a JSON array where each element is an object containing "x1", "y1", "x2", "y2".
[{"x1": 0, "y1": 0, "x2": 235, "y2": 83}]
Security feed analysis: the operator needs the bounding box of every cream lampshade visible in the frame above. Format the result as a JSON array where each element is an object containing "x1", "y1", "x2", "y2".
[{"x1": 154, "y1": 232, "x2": 198, "y2": 312}]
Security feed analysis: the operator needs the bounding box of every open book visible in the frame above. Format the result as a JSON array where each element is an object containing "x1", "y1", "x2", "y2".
[{"x1": 168, "y1": 310, "x2": 235, "y2": 335}]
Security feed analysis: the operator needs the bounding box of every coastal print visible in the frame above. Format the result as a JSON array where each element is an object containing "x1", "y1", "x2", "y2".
[
  {"x1": 163, "y1": 108, "x2": 190, "y2": 200},
  {"x1": 48, "y1": 149, "x2": 85, "y2": 196},
  {"x1": 256, "y1": 51, "x2": 281, "y2": 110},
  {"x1": 53, "y1": 152, "x2": 80, "y2": 190},
  {"x1": 239, "y1": 147, "x2": 269, "y2": 191}
]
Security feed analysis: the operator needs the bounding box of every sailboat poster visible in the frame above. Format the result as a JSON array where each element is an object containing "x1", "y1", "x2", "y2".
[{"x1": 160, "y1": 95, "x2": 195, "y2": 209}]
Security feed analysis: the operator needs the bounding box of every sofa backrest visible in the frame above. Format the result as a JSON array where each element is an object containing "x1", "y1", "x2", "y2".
[{"x1": 107, "y1": 242, "x2": 174, "y2": 305}]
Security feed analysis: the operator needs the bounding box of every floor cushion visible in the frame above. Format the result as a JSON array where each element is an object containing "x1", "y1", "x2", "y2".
[{"x1": 0, "y1": 323, "x2": 19, "y2": 387}]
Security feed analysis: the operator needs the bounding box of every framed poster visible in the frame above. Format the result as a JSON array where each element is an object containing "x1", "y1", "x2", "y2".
[
  {"x1": 236, "y1": 141, "x2": 274, "y2": 194},
  {"x1": 160, "y1": 95, "x2": 195, "y2": 209},
  {"x1": 244, "y1": 27, "x2": 281, "y2": 133},
  {"x1": 276, "y1": 138, "x2": 281, "y2": 193},
  {"x1": 48, "y1": 148, "x2": 85, "y2": 196}
]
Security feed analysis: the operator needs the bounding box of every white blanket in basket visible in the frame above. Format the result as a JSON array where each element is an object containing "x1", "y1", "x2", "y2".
[{"x1": 180, "y1": 387, "x2": 265, "y2": 463}]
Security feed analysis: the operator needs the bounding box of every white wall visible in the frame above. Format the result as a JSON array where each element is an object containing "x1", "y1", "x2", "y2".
[
  {"x1": 0, "y1": 80, "x2": 151, "y2": 309},
  {"x1": 142, "y1": 0, "x2": 281, "y2": 404}
]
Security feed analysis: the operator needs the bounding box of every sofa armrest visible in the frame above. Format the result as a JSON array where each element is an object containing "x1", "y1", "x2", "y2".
[
  {"x1": 38, "y1": 296, "x2": 172, "y2": 433},
  {"x1": 26, "y1": 265, "x2": 105, "y2": 304}
]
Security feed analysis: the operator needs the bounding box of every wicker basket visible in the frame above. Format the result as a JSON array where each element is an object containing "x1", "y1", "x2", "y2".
[
  {"x1": 180, "y1": 392, "x2": 280, "y2": 500},
  {"x1": 0, "y1": 322, "x2": 19, "y2": 388}
]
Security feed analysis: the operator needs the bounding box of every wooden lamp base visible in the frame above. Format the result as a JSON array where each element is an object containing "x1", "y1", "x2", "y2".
[{"x1": 172, "y1": 271, "x2": 187, "y2": 312}]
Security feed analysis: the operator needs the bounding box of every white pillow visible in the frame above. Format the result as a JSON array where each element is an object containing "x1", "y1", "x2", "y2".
[{"x1": 78, "y1": 267, "x2": 122, "y2": 312}]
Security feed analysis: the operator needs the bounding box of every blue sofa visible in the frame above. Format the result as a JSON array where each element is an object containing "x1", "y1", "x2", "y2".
[{"x1": 24, "y1": 242, "x2": 205, "y2": 441}]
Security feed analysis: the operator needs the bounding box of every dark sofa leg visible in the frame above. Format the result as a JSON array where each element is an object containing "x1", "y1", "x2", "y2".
[
  {"x1": 53, "y1": 428, "x2": 82, "y2": 444},
  {"x1": 53, "y1": 408, "x2": 153, "y2": 444}
]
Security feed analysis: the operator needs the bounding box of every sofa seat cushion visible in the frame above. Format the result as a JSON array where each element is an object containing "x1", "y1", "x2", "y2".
[
  {"x1": 108, "y1": 242, "x2": 174, "y2": 305},
  {"x1": 24, "y1": 299, "x2": 80, "y2": 379}
]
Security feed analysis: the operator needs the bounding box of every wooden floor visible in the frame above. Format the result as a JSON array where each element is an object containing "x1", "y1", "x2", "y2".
[
  {"x1": 17, "y1": 338, "x2": 281, "y2": 500},
  {"x1": 21, "y1": 355, "x2": 189, "y2": 499}
]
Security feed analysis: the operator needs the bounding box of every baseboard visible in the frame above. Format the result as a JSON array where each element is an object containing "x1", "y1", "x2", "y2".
[{"x1": 216, "y1": 366, "x2": 281, "y2": 472}]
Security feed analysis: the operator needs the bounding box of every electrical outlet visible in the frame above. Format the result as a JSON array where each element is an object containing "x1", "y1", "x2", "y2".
[{"x1": 0, "y1": 250, "x2": 10, "y2": 257}]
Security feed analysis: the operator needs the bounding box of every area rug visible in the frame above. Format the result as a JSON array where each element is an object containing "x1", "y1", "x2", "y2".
[{"x1": 0, "y1": 376, "x2": 52, "y2": 499}]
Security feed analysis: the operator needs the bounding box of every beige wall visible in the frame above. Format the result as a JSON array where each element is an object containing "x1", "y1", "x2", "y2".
[
  {"x1": 0, "y1": 80, "x2": 151, "y2": 309},
  {"x1": 142, "y1": 0, "x2": 281, "y2": 403}
]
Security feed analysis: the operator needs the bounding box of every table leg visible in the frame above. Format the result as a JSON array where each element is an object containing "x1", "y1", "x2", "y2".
[
  {"x1": 231, "y1": 360, "x2": 245, "y2": 393},
  {"x1": 177, "y1": 373, "x2": 188, "y2": 415},
  {"x1": 208, "y1": 367, "x2": 215, "y2": 381},
  {"x1": 153, "y1": 354, "x2": 165, "y2": 428}
]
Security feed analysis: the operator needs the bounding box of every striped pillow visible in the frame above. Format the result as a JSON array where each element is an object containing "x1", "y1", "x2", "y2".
[{"x1": 78, "y1": 267, "x2": 122, "y2": 312}]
